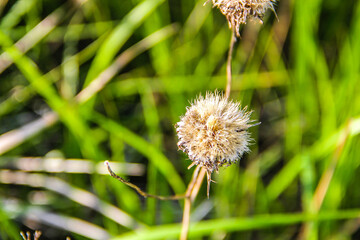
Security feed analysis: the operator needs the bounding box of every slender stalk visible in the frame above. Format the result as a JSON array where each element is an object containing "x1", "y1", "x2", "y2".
[
  {"x1": 180, "y1": 166, "x2": 206, "y2": 240},
  {"x1": 107, "y1": 30, "x2": 239, "y2": 240},
  {"x1": 225, "y1": 32, "x2": 237, "y2": 99},
  {"x1": 180, "y1": 32, "x2": 238, "y2": 238},
  {"x1": 180, "y1": 198, "x2": 192, "y2": 240},
  {"x1": 190, "y1": 168, "x2": 206, "y2": 202},
  {"x1": 185, "y1": 166, "x2": 202, "y2": 197},
  {"x1": 106, "y1": 160, "x2": 206, "y2": 239},
  {"x1": 105, "y1": 161, "x2": 185, "y2": 200}
]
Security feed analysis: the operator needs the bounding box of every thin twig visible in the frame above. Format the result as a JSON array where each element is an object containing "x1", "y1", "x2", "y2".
[
  {"x1": 106, "y1": 159, "x2": 205, "y2": 240},
  {"x1": 225, "y1": 32, "x2": 237, "y2": 99},
  {"x1": 105, "y1": 161, "x2": 186, "y2": 200},
  {"x1": 205, "y1": 170, "x2": 213, "y2": 199}
]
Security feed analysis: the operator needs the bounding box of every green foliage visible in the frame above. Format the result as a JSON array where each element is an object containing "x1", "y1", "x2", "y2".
[{"x1": 0, "y1": 0, "x2": 360, "y2": 239}]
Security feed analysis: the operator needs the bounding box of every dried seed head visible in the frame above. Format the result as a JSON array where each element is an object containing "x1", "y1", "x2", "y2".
[
  {"x1": 206, "y1": 0, "x2": 277, "y2": 37},
  {"x1": 176, "y1": 91, "x2": 254, "y2": 173}
]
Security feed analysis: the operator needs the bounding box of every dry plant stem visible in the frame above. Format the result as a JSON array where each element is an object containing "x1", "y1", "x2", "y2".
[
  {"x1": 185, "y1": 165, "x2": 202, "y2": 196},
  {"x1": 298, "y1": 123, "x2": 350, "y2": 240},
  {"x1": 106, "y1": 159, "x2": 205, "y2": 240},
  {"x1": 190, "y1": 168, "x2": 206, "y2": 201},
  {"x1": 311, "y1": 121, "x2": 349, "y2": 211},
  {"x1": 181, "y1": 198, "x2": 192, "y2": 240},
  {"x1": 206, "y1": 170, "x2": 213, "y2": 198},
  {"x1": 105, "y1": 161, "x2": 186, "y2": 200},
  {"x1": 180, "y1": 166, "x2": 206, "y2": 240},
  {"x1": 225, "y1": 31, "x2": 237, "y2": 99}
]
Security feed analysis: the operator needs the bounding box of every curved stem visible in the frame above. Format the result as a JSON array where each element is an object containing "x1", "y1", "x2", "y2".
[
  {"x1": 105, "y1": 161, "x2": 185, "y2": 200},
  {"x1": 225, "y1": 32, "x2": 236, "y2": 99},
  {"x1": 106, "y1": 161, "x2": 207, "y2": 240}
]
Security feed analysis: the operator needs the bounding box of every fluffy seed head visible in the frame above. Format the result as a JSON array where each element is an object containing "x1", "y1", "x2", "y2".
[
  {"x1": 207, "y1": 0, "x2": 277, "y2": 37},
  {"x1": 176, "y1": 92, "x2": 253, "y2": 173}
]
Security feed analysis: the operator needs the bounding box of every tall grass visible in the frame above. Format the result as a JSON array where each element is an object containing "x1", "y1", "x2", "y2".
[{"x1": 0, "y1": 0, "x2": 360, "y2": 239}]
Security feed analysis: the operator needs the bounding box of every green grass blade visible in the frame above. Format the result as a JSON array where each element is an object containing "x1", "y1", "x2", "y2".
[
  {"x1": 112, "y1": 209, "x2": 360, "y2": 240},
  {"x1": 0, "y1": 30, "x2": 103, "y2": 159},
  {"x1": 84, "y1": 0, "x2": 165, "y2": 85}
]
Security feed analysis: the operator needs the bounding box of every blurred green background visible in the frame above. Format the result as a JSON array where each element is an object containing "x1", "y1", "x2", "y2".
[{"x1": 0, "y1": 0, "x2": 360, "y2": 239}]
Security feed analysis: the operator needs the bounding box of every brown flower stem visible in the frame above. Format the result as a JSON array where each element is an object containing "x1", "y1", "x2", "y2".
[
  {"x1": 311, "y1": 121, "x2": 350, "y2": 211},
  {"x1": 180, "y1": 197, "x2": 191, "y2": 240},
  {"x1": 105, "y1": 161, "x2": 186, "y2": 200},
  {"x1": 185, "y1": 165, "x2": 202, "y2": 196},
  {"x1": 225, "y1": 31, "x2": 236, "y2": 99},
  {"x1": 190, "y1": 168, "x2": 206, "y2": 201},
  {"x1": 106, "y1": 161, "x2": 206, "y2": 240},
  {"x1": 180, "y1": 166, "x2": 206, "y2": 240}
]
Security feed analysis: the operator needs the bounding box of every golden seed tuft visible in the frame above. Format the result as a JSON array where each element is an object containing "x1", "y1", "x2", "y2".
[
  {"x1": 176, "y1": 91, "x2": 254, "y2": 173},
  {"x1": 206, "y1": 0, "x2": 277, "y2": 37}
]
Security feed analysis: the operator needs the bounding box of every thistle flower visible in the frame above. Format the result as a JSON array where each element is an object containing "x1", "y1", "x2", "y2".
[
  {"x1": 206, "y1": 0, "x2": 277, "y2": 37},
  {"x1": 176, "y1": 91, "x2": 254, "y2": 176}
]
